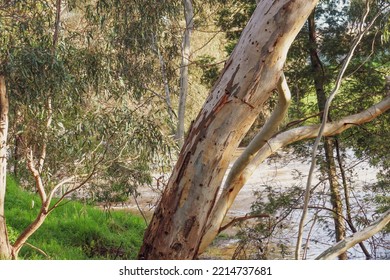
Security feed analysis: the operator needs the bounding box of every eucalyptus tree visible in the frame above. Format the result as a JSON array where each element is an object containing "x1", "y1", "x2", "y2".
[
  {"x1": 198, "y1": 0, "x2": 389, "y2": 259},
  {"x1": 138, "y1": 0, "x2": 322, "y2": 260},
  {"x1": 0, "y1": 0, "x2": 178, "y2": 259},
  {"x1": 138, "y1": 0, "x2": 390, "y2": 260}
]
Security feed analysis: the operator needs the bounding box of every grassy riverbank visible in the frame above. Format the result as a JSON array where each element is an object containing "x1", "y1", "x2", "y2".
[{"x1": 5, "y1": 177, "x2": 146, "y2": 260}]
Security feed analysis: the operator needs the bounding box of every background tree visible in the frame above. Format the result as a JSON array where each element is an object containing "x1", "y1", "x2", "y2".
[{"x1": 0, "y1": 0, "x2": 178, "y2": 259}]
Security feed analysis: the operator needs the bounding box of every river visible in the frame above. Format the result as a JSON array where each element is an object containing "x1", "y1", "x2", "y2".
[{"x1": 127, "y1": 148, "x2": 389, "y2": 260}]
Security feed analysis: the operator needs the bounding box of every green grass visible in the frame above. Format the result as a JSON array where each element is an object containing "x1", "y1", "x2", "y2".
[{"x1": 4, "y1": 177, "x2": 146, "y2": 260}]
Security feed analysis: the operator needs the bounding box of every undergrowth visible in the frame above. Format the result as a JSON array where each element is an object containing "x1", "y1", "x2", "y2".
[{"x1": 4, "y1": 177, "x2": 146, "y2": 260}]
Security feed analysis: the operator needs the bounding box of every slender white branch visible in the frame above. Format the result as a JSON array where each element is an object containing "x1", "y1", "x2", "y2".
[
  {"x1": 198, "y1": 95, "x2": 390, "y2": 253},
  {"x1": 315, "y1": 210, "x2": 390, "y2": 260},
  {"x1": 295, "y1": 2, "x2": 379, "y2": 259},
  {"x1": 224, "y1": 73, "x2": 291, "y2": 193},
  {"x1": 47, "y1": 176, "x2": 76, "y2": 204},
  {"x1": 38, "y1": 98, "x2": 53, "y2": 173}
]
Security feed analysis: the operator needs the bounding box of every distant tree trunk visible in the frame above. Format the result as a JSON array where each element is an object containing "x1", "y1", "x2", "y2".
[
  {"x1": 334, "y1": 137, "x2": 371, "y2": 259},
  {"x1": 152, "y1": 33, "x2": 176, "y2": 127},
  {"x1": 12, "y1": 110, "x2": 23, "y2": 178},
  {"x1": 323, "y1": 140, "x2": 347, "y2": 259},
  {"x1": 308, "y1": 11, "x2": 347, "y2": 260},
  {"x1": 0, "y1": 75, "x2": 11, "y2": 260},
  {"x1": 176, "y1": 0, "x2": 194, "y2": 148},
  {"x1": 316, "y1": 210, "x2": 390, "y2": 260},
  {"x1": 156, "y1": 39, "x2": 175, "y2": 123},
  {"x1": 138, "y1": 0, "x2": 320, "y2": 260}
]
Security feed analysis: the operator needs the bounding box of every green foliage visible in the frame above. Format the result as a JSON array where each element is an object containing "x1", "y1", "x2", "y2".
[
  {"x1": 364, "y1": 182, "x2": 390, "y2": 234},
  {"x1": 214, "y1": 0, "x2": 257, "y2": 54},
  {"x1": 1, "y1": 0, "x2": 177, "y2": 204},
  {"x1": 383, "y1": 19, "x2": 390, "y2": 43},
  {"x1": 230, "y1": 184, "x2": 303, "y2": 259},
  {"x1": 5, "y1": 176, "x2": 145, "y2": 260},
  {"x1": 196, "y1": 55, "x2": 220, "y2": 87},
  {"x1": 251, "y1": 185, "x2": 303, "y2": 216}
]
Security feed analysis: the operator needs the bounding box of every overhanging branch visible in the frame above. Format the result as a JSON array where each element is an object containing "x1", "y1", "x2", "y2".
[
  {"x1": 199, "y1": 95, "x2": 390, "y2": 253},
  {"x1": 315, "y1": 209, "x2": 390, "y2": 260}
]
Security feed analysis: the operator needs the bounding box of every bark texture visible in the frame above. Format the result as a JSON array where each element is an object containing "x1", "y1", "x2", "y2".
[
  {"x1": 138, "y1": 0, "x2": 319, "y2": 260},
  {"x1": 308, "y1": 11, "x2": 347, "y2": 259},
  {"x1": 0, "y1": 76, "x2": 11, "y2": 259},
  {"x1": 199, "y1": 73, "x2": 291, "y2": 253}
]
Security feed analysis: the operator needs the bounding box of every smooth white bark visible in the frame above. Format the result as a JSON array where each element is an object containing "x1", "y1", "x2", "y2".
[
  {"x1": 176, "y1": 0, "x2": 194, "y2": 147},
  {"x1": 139, "y1": 0, "x2": 320, "y2": 259},
  {"x1": 199, "y1": 73, "x2": 291, "y2": 253},
  {"x1": 0, "y1": 76, "x2": 10, "y2": 259}
]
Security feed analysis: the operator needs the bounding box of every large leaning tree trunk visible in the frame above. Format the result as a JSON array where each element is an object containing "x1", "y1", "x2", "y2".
[
  {"x1": 0, "y1": 75, "x2": 11, "y2": 260},
  {"x1": 138, "y1": 0, "x2": 320, "y2": 260}
]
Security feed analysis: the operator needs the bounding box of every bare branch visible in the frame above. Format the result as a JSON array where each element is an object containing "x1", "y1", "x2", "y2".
[
  {"x1": 24, "y1": 242, "x2": 49, "y2": 258},
  {"x1": 132, "y1": 193, "x2": 149, "y2": 227},
  {"x1": 38, "y1": 98, "x2": 53, "y2": 173},
  {"x1": 315, "y1": 210, "x2": 390, "y2": 260},
  {"x1": 48, "y1": 153, "x2": 105, "y2": 213},
  {"x1": 199, "y1": 94, "x2": 390, "y2": 253},
  {"x1": 296, "y1": 2, "x2": 381, "y2": 259},
  {"x1": 26, "y1": 149, "x2": 47, "y2": 202},
  {"x1": 219, "y1": 213, "x2": 270, "y2": 233},
  {"x1": 47, "y1": 176, "x2": 76, "y2": 205}
]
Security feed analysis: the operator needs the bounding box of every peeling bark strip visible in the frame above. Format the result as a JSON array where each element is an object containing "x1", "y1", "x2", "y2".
[{"x1": 138, "y1": 0, "x2": 319, "y2": 260}]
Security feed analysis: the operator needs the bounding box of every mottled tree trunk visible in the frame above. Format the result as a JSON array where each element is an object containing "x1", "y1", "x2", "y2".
[
  {"x1": 138, "y1": 0, "x2": 319, "y2": 260},
  {"x1": 323, "y1": 139, "x2": 347, "y2": 258},
  {"x1": 0, "y1": 76, "x2": 11, "y2": 260},
  {"x1": 308, "y1": 11, "x2": 347, "y2": 260}
]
